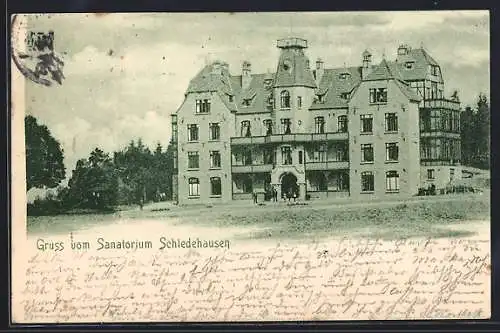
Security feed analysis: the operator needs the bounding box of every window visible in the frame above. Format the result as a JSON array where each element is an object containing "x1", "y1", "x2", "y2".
[
  {"x1": 385, "y1": 113, "x2": 398, "y2": 132},
  {"x1": 431, "y1": 82, "x2": 438, "y2": 99},
  {"x1": 340, "y1": 92, "x2": 350, "y2": 100},
  {"x1": 171, "y1": 120, "x2": 178, "y2": 143},
  {"x1": 210, "y1": 177, "x2": 221, "y2": 196},
  {"x1": 280, "y1": 90, "x2": 291, "y2": 109},
  {"x1": 229, "y1": 95, "x2": 234, "y2": 103},
  {"x1": 450, "y1": 168, "x2": 455, "y2": 181},
  {"x1": 361, "y1": 144, "x2": 374, "y2": 163},
  {"x1": 427, "y1": 169, "x2": 435, "y2": 180},
  {"x1": 187, "y1": 152, "x2": 199, "y2": 169},
  {"x1": 313, "y1": 144, "x2": 327, "y2": 162},
  {"x1": 405, "y1": 62, "x2": 414, "y2": 69},
  {"x1": 187, "y1": 124, "x2": 199, "y2": 141},
  {"x1": 298, "y1": 151, "x2": 303, "y2": 164},
  {"x1": 281, "y1": 118, "x2": 292, "y2": 134},
  {"x1": 263, "y1": 148, "x2": 274, "y2": 164},
  {"x1": 281, "y1": 146, "x2": 292, "y2": 165},
  {"x1": 242, "y1": 148, "x2": 252, "y2": 166},
  {"x1": 385, "y1": 143, "x2": 399, "y2": 162},
  {"x1": 338, "y1": 115, "x2": 348, "y2": 133},
  {"x1": 242, "y1": 177, "x2": 253, "y2": 193},
  {"x1": 430, "y1": 110, "x2": 441, "y2": 131},
  {"x1": 241, "y1": 120, "x2": 251, "y2": 137},
  {"x1": 336, "y1": 146, "x2": 348, "y2": 161},
  {"x1": 210, "y1": 151, "x2": 221, "y2": 169},
  {"x1": 431, "y1": 65, "x2": 439, "y2": 76},
  {"x1": 360, "y1": 114, "x2": 373, "y2": 133},
  {"x1": 369, "y1": 88, "x2": 388, "y2": 103},
  {"x1": 297, "y1": 96, "x2": 302, "y2": 109},
  {"x1": 209, "y1": 123, "x2": 220, "y2": 140},
  {"x1": 315, "y1": 116, "x2": 325, "y2": 134},
  {"x1": 195, "y1": 99, "x2": 211, "y2": 113},
  {"x1": 339, "y1": 73, "x2": 350, "y2": 80},
  {"x1": 242, "y1": 99, "x2": 251, "y2": 107},
  {"x1": 188, "y1": 178, "x2": 200, "y2": 196},
  {"x1": 263, "y1": 119, "x2": 273, "y2": 135},
  {"x1": 361, "y1": 172, "x2": 374, "y2": 192},
  {"x1": 386, "y1": 171, "x2": 400, "y2": 192},
  {"x1": 173, "y1": 150, "x2": 178, "y2": 168}
]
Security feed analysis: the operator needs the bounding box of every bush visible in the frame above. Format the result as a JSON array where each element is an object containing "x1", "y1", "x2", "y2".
[{"x1": 27, "y1": 197, "x2": 64, "y2": 216}]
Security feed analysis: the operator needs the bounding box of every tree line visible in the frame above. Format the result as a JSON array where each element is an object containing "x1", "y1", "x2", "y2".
[
  {"x1": 460, "y1": 93, "x2": 490, "y2": 170},
  {"x1": 25, "y1": 115, "x2": 175, "y2": 215}
]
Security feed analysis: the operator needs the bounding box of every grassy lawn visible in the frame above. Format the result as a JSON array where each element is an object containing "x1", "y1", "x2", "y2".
[
  {"x1": 27, "y1": 193, "x2": 490, "y2": 240},
  {"x1": 171, "y1": 194, "x2": 490, "y2": 240}
]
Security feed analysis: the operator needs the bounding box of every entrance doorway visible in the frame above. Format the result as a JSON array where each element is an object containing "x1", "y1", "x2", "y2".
[{"x1": 281, "y1": 172, "x2": 298, "y2": 200}]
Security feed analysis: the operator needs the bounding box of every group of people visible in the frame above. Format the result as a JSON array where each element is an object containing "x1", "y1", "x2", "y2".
[{"x1": 253, "y1": 185, "x2": 299, "y2": 204}]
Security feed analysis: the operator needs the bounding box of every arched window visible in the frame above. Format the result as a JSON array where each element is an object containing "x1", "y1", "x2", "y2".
[
  {"x1": 188, "y1": 178, "x2": 200, "y2": 196},
  {"x1": 280, "y1": 90, "x2": 291, "y2": 109}
]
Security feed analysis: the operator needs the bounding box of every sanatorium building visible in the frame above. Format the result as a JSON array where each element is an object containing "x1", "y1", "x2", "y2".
[{"x1": 171, "y1": 37, "x2": 461, "y2": 204}]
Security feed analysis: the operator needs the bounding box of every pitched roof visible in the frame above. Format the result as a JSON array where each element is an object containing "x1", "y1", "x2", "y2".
[
  {"x1": 364, "y1": 59, "x2": 405, "y2": 82},
  {"x1": 394, "y1": 80, "x2": 422, "y2": 102},
  {"x1": 393, "y1": 47, "x2": 439, "y2": 81},
  {"x1": 273, "y1": 48, "x2": 317, "y2": 88},
  {"x1": 182, "y1": 46, "x2": 435, "y2": 114},
  {"x1": 231, "y1": 73, "x2": 274, "y2": 114},
  {"x1": 309, "y1": 66, "x2": 362, "y2": 110}
]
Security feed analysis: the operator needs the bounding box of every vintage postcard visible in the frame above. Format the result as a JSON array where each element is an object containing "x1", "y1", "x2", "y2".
[{"x1": 10, "y1": 11, "x2": 491, "y2": 323}]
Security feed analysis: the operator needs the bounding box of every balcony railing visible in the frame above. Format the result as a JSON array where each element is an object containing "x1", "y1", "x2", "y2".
[
  {"x1": 277, "y1": 37, "x2": 308, "y2": 49},
  {"x1": 422, "y1": 98, "x2": 460, "y2": 111},
  {"x1": 230, "y1": 132, "x2": 348, "y2": 145},
  {"x1": 231, "y1": 164, "x2": 273, "y2": 173},
  {"x1": 305, "y1": 161, "x2": 349, "y2": 171}
]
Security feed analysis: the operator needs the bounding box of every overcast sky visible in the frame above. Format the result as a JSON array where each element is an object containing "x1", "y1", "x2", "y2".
[{"x1": 21, "y1": 11, "x2": 489, "y2": 176}]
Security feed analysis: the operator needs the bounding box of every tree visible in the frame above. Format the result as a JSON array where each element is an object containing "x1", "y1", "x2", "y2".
[
  {"x1": 25, "y1": 115, "x2": 65, "y2": 190},
  {"x1": 460, "y1": 106, "x2": 475, "y2": 166},
  {"x1": 64, "y1": 148, "x2": 118, "y2": 209},
  {"x1": 474, "y1": 93, "x2": 490, "y2": 169},
  {"x1": 460, "y1": 93, "x2": 490, "y2": 170}
]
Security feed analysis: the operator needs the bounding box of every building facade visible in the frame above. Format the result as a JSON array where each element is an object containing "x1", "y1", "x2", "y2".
[{"x1": 171, "y1": 38, "x2": 461, "y2": 204}]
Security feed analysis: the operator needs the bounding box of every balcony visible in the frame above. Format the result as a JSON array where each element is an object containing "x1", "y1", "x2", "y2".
[
  {"x1": 232, "y1": 164, "x2": 273, "y2": 173},
  {"x1": 230, "y1": 132, "x2": 348, "y2": 146},
  {"x1": 422, "y1": 98, "x2": 460, "y2": 111},
  {"x1": 305, "y1": 161, "x2": 349, "y2": 171},
  {"x1": 277, "y1": 37, "x2": 308, "y2": 49}
]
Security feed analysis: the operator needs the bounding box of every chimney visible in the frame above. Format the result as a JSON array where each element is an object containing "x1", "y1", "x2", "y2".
[
  {"x1": 361, "y1": 49, "x2": 372, "y2": 80},
  {"x1": 221, "y1": 61, "x2": 229, "y2": 73},
  {"x1": 397, "y1": 44, "x2": 409, "y2": 56},
  {"x1": 242, "y1": 61, "x2": 252, "y2": 90},
  {"x1": 314, "y1": 58, "x2": 324, "y2": 84},
  {"x1": 212, "y1": 60, "x2": 223, "y2": 75}
]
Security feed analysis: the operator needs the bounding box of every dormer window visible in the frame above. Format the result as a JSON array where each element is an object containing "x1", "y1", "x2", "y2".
[
  {"x1": 405, "y1": 61, "x2": 414, "y2": 69},
  {"x1": 242, "y1": 91, "x2": 256, "y2": 107},
  {"x1": 315, "y1": 87, "x2": 328, "y2": 104},
  {"x1": 340, "y1": 92, "x2": 350, "y2": 100},
  {"x1": 339, "y1": 73, "x2": 350, "y2": 80}
]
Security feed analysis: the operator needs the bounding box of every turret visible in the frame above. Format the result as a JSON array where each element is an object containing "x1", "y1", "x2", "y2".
[{"x1": 362, "y1": 49, "x2": 372, "y2": 80}]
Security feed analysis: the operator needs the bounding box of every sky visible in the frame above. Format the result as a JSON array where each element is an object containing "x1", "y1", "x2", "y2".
[{"x1": 19, "y1": 11, "x2": 490, "y2": 177}]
